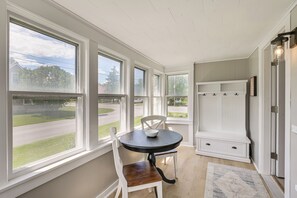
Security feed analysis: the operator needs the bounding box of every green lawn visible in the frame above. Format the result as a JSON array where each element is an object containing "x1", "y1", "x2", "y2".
[
  {"x1": 134, "y1": 116, "x2": 142, "y2": 128},
  {"x1": 13, "y1": 115, "x2": 142, "y2": 168},
  {"x1": 98, "y1": 108, "x2": 114, "y2": 114},
  {"x1": 168, "y1": 112, "x2": 188, "y2": 118},
  {"x1": 98, "y1": 120, "x2": 120, "y2": 138},
  {"x1": 98, "y1": 116, "x2": 142, "y2": 138},
  {"x1": 13, "y1": 133, "x2": 75, "y2": 169},
  {"x1": 13, "y1": 107, "x2": 114, "y2": 127}
]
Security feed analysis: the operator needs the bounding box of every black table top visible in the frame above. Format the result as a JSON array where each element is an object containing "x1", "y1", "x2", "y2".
[{"x1": 119, "y1": 129, "x2": 183, "y2": 153}]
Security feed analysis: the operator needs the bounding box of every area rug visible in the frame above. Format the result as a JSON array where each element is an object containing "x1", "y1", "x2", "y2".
[{"x1": 204, "y1": 163, "x2": 270, "y2": 198}]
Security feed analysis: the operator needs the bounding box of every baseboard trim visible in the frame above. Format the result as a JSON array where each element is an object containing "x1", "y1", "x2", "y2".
[
  {"x1": 196, "y1": 150, "x2": 251, "y2": 163},
  {"x1": 262, "y1": 175, "x2": 283, "y2": 198},
  {"x1": 251, "y1": 158, "x2": 260, "y2": 173},
  {"x1": 180, "y1": 142, "x2": 194, "y2": 147},
  {"x1": 96, "y1": 180, "x2": 119, "y2": 198}
]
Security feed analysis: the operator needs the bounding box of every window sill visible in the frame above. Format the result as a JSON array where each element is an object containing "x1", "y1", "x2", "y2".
[{"x1": 0, "y1": 141, "x2": 113, "y2": 197}]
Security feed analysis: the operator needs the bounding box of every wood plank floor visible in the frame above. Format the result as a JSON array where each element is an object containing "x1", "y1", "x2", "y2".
[{"x1": 109, "y1": 146, "x2": 263, "y2": 198}]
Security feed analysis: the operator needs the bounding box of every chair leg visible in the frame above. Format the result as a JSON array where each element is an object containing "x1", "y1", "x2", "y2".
[
  {"x1": 154, "y1": 187, "x2": 158, "y2": 197},
  {"x1": 122, "y1": 188, "x2": 128, "y2": 198},
  {"x1": 115, "y1": 184, "x2": 121, "y2": 198},
  {"x1": 174, "y1": 154, "x2": 177, "y2": 179},
  {"x1": 156, "y1": 183, "x2": 163, "y2": 198}
]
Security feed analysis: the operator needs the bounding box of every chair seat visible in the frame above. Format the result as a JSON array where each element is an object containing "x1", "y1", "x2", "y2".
[
  {"x1": 155, "y1": 149, "x2": 177, "y2": 156},
  {"x1": 123, "y1": 161, "x2": 162, "y2": 187}
]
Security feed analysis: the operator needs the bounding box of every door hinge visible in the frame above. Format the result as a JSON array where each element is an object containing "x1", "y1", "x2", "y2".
[
  {"x1": 271, "y1": 106, "x2": 279, "y2": 113},
  {"x1": 271, "y1": 61, "x2": 277, "y2": 67},
  {"x1": 271, "y1": 152, "x2": 278, "y2": 160}
]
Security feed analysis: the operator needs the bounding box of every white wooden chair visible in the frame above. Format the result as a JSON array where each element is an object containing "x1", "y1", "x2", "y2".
[
  {"x1": 110, "y1": 127, "x2": 163, "y2": 198},
  {"x1": 141, "y1": 115, "x2": 178, "y2": 179}
]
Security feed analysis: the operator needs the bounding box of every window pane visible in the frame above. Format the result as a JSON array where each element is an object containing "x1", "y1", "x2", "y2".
[
  {"x1": 153, "y1": 75, "x2": 161, "y2": 96},
  {"x1": 98, "y1": 97, "x2": 122, "y2": 139},
  {"x1": 12, "y1": 95, "x2": 80, "y2": 169},
  {"x1": 9, "y1": 22, "x2": 77, "y2": 93},
  {"x1": 98, "y1": 54, "x2": 122, "y2": 94},
  {"x1": 167, "y1": 96, "x2": 188, "y2": 118},
  {"x1": 153, "y1": 97, "x2": 162, "y2": 115},
  {"x1": 134, "y1": 98, "x2": 145, "y2": 128},
  {"x1": 134, "y1": 67, "x2": 145, "y2": 96},
  {"x1": 167, "y1": 74, "x2": 188, "y2": 96}
]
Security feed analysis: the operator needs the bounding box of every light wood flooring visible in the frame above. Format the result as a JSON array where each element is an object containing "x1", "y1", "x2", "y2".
[{"x1": 109, "y1": 146, "x2": 264, "y2": 198}]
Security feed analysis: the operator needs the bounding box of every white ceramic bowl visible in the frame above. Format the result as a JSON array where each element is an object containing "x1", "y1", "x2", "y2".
[{"x1": 145, "y1": 129, "x2": 159, "y2": 137}]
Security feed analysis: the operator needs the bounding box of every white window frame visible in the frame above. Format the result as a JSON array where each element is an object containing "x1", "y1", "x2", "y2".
[
  {"x1": 165, "y1": 73, "x2": 190, "y2": 121},
  {"x1": 7, "y1": 14, "x2": 87, "y2": 179},
  {"x1": 97, "y1": 51, "x2": 127, "y2": 143}
]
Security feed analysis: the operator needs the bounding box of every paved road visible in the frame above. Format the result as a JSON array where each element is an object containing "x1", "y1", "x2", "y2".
[{"x1": 13, "y1": 103, "x2": 146, "y2": 147}]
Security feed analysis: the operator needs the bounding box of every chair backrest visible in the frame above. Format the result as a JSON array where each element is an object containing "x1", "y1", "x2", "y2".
[
  {"x1": 141, "y1": 115, "x2": 167, "y2": 130},
  {"x1": 110, "y1": 127, "x2": 127, "y2": 186}
]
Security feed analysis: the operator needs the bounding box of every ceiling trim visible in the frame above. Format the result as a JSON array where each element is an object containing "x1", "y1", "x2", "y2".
[
  {"x1": 47, "y1": 0, "x2": 164, "y2": 68},
  {"x1": 194, "y1": 56, "x2": 249, "y2": 64}
]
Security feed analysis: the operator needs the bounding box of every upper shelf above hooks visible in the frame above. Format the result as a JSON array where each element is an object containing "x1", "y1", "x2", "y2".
[{"x1": 196, "y1": 80, "x2": 247, "y2": 95}]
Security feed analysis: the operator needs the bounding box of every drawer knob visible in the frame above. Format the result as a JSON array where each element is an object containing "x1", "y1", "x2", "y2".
[
  {"x1": 232, "y1": 146, "x2": 237, "y2": 149},
  {"x1": 206, "y1": 143, "x2": 211, "y2": 146}
]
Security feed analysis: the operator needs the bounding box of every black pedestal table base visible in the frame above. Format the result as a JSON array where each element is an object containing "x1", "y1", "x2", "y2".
[{"x1": 148, "y1": 153, "x2": 176, "y2": 184}]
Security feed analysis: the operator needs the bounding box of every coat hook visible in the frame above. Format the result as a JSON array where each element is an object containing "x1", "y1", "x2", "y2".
[
  {"x1": 235, "y1": 93, "x2": 239, "y2": 96},
  {"x1": 223, "y1": 93, "x2": 227, "y2": 96},
  {"x1": 203, "y1": 93, "x2": 206, "y2": 96},
  {"x1": 213, "y1": 93, "x2": 216, "y2": 96}
]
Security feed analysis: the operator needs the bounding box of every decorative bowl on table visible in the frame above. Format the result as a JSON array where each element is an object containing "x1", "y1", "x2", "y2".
[{"x1": 144, "y1": 129, "x2": 159, "y2": 137}]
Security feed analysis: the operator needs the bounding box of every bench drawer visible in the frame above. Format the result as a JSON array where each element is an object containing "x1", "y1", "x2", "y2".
[{"x1": 199, "y1": 138, "x2": 247, "y2": 158}]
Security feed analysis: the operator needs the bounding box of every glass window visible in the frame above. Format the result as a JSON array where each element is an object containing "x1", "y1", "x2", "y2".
[
  {"x1": 98, "y1": 97, "x2": 123, "y2": 139},
  {"x1": 98, "y1": 54, "x2": 125, "y2": 139},
  {"x1": 167, "y1": 74, "x2": 188, "y2": 96},
  {"x1": 9, "y1": 20, "x2": 82, "y2": 171},
  {"x1": 153, "y1": 97, "x2": 162, "y2": 115},
  {"x1": 134, "y1": 97, "x2": 145, "y2": 128},
  {"x1": 9, "y1": 22, "x2": 77, "y2": 93},
  {"x1": 98, "y1": 54, "x2": 122, "y2": 94},
  {"x1": 167, "y1": 74, "x2": 188, "y2": 119},
  {"x1": 153, "y1": 74, "x2": 161, "y2": 96},
  {"x1": 12, "y1": 96, "x2": 80, "y2": 169},
  {"x1": 134, "y1": 67, "x2": 145, "y2": 96},
  {"x1": 167, "y1": 96, "x2": 188, "y2": 118}
]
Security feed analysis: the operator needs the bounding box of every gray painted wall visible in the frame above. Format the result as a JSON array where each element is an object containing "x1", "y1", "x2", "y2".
[
  {"x1": 247, "y1": 49, "x2": 260, "y2": 169},
  {"x1": 195, "y1": 59, "x2": 249, "y2": 82},
  {"x1": 290, "y1": 5, "x2": 297, "y2": 197}
]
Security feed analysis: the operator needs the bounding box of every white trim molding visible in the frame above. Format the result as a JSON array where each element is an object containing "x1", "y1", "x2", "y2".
[{"x1": 96, "y1": 180, "x2": 119, "y2": 198}]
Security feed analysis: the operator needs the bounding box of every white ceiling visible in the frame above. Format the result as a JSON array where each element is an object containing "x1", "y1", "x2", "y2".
[{"x1": 53, "y1": 0, "x2": 295, "y2": 67}]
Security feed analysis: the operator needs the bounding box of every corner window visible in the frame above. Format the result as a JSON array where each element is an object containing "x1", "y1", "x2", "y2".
[
  {"x1": 166, "y1": 74, "x2": 189, "y2": 119},
  {"x1": 98, "y1": 53, "x2": 125, "y2": 139},
  {"x1": 9, "y1": 19, "x2": 83, "y2": 172}
]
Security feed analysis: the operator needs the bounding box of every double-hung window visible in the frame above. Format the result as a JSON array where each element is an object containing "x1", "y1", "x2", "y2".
[
  {"x1": 166, "y1": 74, "x2": 189, "y2": 119},
  {"x1": 98, "y1": 53, "x2": 126, "y2": 139},
  {"x1": 9, "y1": 19, "x2": 83, "y2": 175},
  {"x1": 152, "y1": 74, "x2": 162, "y2": 115},
  {"x1": 134, "y1": 67, "x2": 148, "y2": 128}
]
